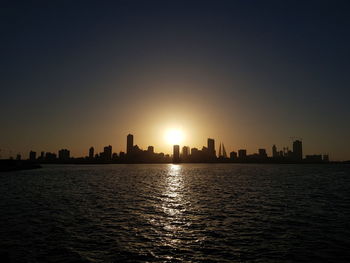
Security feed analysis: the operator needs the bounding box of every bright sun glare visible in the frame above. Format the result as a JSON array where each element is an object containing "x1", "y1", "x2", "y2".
[{"x1": 164, "y1": 129, "x2": 184, "y2": 145}]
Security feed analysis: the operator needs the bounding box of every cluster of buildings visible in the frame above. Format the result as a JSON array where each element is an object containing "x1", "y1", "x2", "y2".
[
  {"x1": 26, "y1": 134, "x2": 329, "y2": 164},
  {"x1": 172, "y1": 138, "x2": 328, "y2": 163}
]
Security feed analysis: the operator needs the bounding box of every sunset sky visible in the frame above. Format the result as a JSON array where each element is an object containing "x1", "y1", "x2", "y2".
[{"x1": 1, "y1": 1, "x2": 350, "y2": 160}]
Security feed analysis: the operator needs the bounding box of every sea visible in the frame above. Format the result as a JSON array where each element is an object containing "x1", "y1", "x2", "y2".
[{"x1": 0, "y1": 164, "x2": 349, "y2": 263}]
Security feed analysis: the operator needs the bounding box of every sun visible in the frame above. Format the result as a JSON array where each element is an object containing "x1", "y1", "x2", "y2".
[{"x1": 164, "y1": 129, "x2": 184, "y2": 145}]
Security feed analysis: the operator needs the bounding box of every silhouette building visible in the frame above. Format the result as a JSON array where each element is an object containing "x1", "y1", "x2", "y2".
[
  {"x1": 173, "y1": 145, "x2": 180, "y2": 163},
  {"x1": 127, "y1": 134, "x2": 134, "y2": 155},
  {"x1": 272, "y1": 145, "x2": 278, "y2": 158},
  {"x1": 258, "y1": 149, "x2": 267, "y2": 158},
  {"x1": 323, "y1": 154, "x2": 329, "y2": 162},
  {"x1": 45, "y1": 152, "x2": 57, "y2": 161},
  {"x1": 89, "y1": 147, "x2": 94, "y2": 159},
  {"x1": 207, "y1": 138, "x2": 216, "y2": 157},
  {"x1": 147, "y1": 146, "x2": 154, "y2": 154},
  {"x1": 305, "y1": 154, "x2": 322, "y2": 162},
  {"x1": 29, "y1": 151, "x2": 36, "y2": 161},
  {"x1": 103, "y1": 145, "x2": 112, "y2": 161},
  {"x1": 218, "y1": 143, "x2": 228, "y2": 158},
  {"x1": 293, "y1": 140, "x2": 303, "y2": 161},
  {"x1": 230, "y1": 151, "x2": 237, "y2": 160},
  {"x1": 58, "y1": 149, "x2": 70, "y2": 161},
  {"x1": 182, "y1": 146, "x2": 190, "y2": 160},
  {"x1": 238, "y1": 149, "x2": 247, "y2": 159}
]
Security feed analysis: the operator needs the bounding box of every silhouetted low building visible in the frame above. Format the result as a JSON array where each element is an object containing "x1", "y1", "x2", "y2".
[
  {"x1": 258, "y1": 149, "x2": 267, "y2": 158},
  {"x1": 147, "y1": 146, "x2": 154, "y2": 153},
  {"x1": 29, "y1": 151, "x2": 36, "y2": 161},
  {"x1": 103, "y1": 145, "x2": 112, "y2": 161},
  {"x1": 190, "y1": 148, "x2": 202, "y2": 162},
  {"x1": 272, "y1": 145, "x2": 278, "y2": 158},
  {"x1": 45, "y1": 152, "x2": 57, "y2": 161},
  {"x1": 89, "y1": 147, "x2": 94, "y2": 159},
  {"x1": 230, "y1": 151, "x2": 237, "y2": 160},
  {"x1": 238, "y1": 149, "x2": 247, "y2": 159},
  {"x1": 305, "y1": 155, "x2": 323, "y2": 163},
  {"x1": 58, "y1": 149, "x2": 70, "y2": 161},
  {"x1": 323, "y1": 154, "x2": 329, "y2": 162}
]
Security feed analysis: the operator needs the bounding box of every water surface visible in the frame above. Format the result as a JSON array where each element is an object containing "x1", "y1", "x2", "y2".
[{"x1": 0, "y1": 164, "x2": 349, "y2": 262}]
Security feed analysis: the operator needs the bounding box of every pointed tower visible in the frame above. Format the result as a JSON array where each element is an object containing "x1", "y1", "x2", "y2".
[{"x1": 222, "y1": 143, "x2": 227, "y2": 158}]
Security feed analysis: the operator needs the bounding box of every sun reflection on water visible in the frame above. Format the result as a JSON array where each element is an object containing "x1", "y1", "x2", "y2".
[
  {"x1": 162, "y1": 164, "x2": 184, "y2": 216},
  {"x1": 157, "y1": 164, "x2": 190, "y2": 248}
]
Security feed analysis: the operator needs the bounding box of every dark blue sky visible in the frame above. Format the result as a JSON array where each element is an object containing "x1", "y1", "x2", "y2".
[{"x1": 1, "y1": 0, "x2": 350, "y2": 160}]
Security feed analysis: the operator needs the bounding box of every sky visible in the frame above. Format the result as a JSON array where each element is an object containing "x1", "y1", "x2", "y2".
[{"x1": 1, "y1": 0, "x2": 350, "y2": 160}]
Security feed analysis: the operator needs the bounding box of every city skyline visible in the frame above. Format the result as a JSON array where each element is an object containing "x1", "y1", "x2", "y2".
[
  {"x1": 0, "y1": 132, "x2": 338, "y2": 161},
  {"x1": 20, "y1": 133, "x2": 332, "y2": 164}
]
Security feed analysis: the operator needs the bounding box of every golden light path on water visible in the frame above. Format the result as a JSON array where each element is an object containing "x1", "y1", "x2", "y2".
[
  {"x1": 160, "y1": 165, "x2": 189, "y2": 248},
  {"x1": 142, "y1": 164, "x2": 208, "y2": 261},
  {"x1": 163, "y1": 165, "x2": 184, "y2": 216}
]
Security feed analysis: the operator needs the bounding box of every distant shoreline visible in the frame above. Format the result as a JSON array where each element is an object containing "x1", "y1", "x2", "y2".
[{"x1": 0, "y1": 160, "x2": 41, "y2": 172}]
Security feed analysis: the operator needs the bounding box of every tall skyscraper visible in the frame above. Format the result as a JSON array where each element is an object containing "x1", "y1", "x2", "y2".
[
  {"x1": 89, "y1": 147, "x2": 94, "y2": 159},
  {"x1": 207, "y1": 138, "x2": 216, "y2": 157},
  {"x1": 127, "y1": 134, "x2": 134, "y2": 155},
  {"x1": 173, "y1": 145, "x2": 180, "y2": 163},
  {"x1": 293, "y1": 140, "x2": 303, "y2": 161}
]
